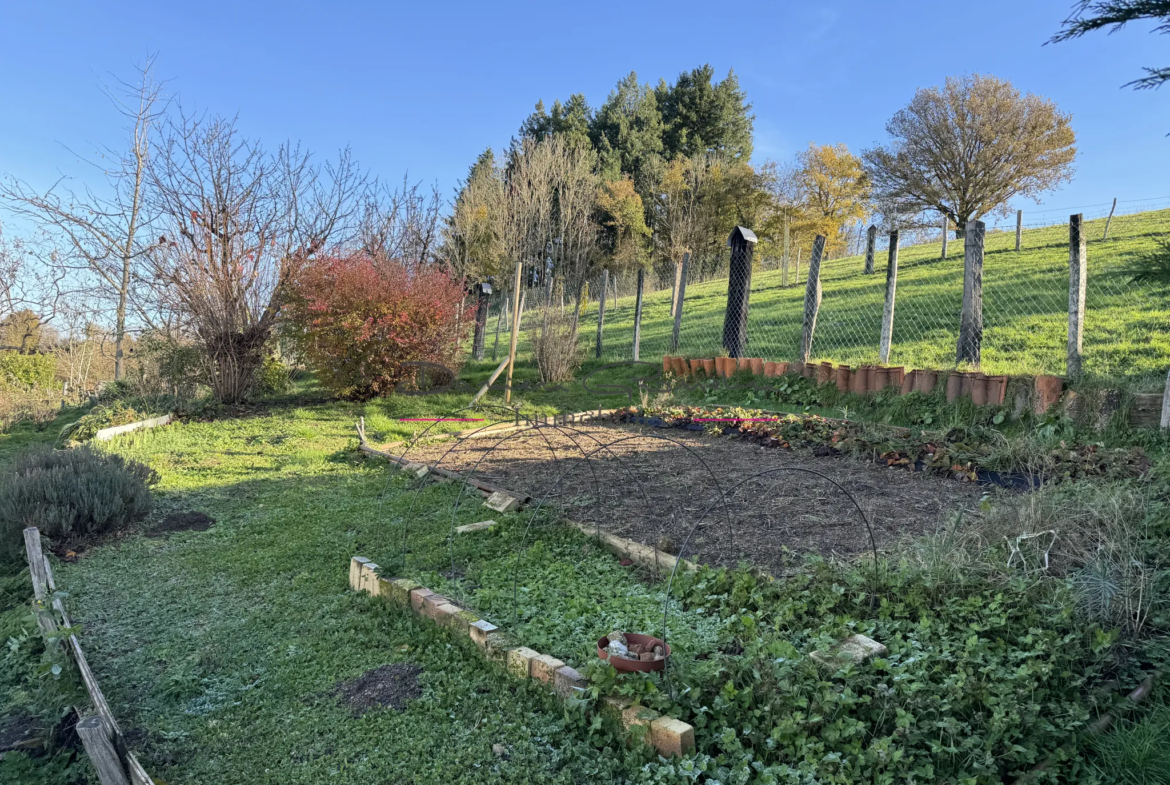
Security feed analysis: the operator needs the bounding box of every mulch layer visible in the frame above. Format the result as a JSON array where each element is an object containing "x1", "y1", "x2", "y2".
[
  {"x1": 332, "y1": 664, "x2": 423, "y2": 715},
  {"x1": 401, "y1": 422, "x2": 995, "y2": 576}
]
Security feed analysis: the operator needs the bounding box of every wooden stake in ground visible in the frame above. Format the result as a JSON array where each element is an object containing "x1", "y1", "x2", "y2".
[
  {"x1": 1103, "y1": 197, "x2": 1117, "y2": 240},
  {"x1": 492, "y1": 294, "x2": 507, "y2": 361},
  {"x1": 1068, "y1": 213, "x2": 1087, "y2": 377},
  {"x1": 799, "y1": 234, "x2": 826, "y2": 363},
  {"x1": 595, "y1": 269, "x2": 608, "y2": 358},
  {"x1": 632, "y1": 267, "x2": 645, "y2": 361},
  {"x1": 863, "y1": 224, "x2": 877, "y2": 274},
  {"x1": 723, "y1": 227, "x2": 757, "y2": 358},
  {"x1": 22, "y1": 528, "x2": 56, "y2": 635},
  {"x1": 940, "y1": 215, "x2": 949, "y2": 260},
  {"x1": 957, "y1": 219, "x2": 986, "y2": 366},
  {"x1": 879, "y1": 230, "x2": 900, "y2": 363},
  {"x1": 504, "y1": 259, "x2": 523, "y2": 403},
  {"x1": 670, "y1": 252, "x2": 690, "y2": 353},
  {"x1": 76, "y1": 715, "x2": 130, "y2": 785},
  {"x1": 1015, "y1": 209, "x2": 1023, "y2": 252},
  {"x1": 1161, "y1": 367, "x2": 1170, "y2": 430},
  {"x1": 782, "y1": 216, "x2": 790, "y2": 287}
]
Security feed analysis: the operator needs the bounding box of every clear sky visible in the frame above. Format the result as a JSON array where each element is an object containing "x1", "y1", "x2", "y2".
[{"x1": 1, "y1": 0, "x2": 1168, "y2": 224}]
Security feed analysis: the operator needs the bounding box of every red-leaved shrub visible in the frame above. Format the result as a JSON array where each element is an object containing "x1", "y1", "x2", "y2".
[{"x1": 285, "y1": 253, "x2": 468, "y2": 400}]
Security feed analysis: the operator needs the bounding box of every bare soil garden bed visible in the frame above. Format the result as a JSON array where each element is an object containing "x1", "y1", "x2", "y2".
[{"x1": 402, "y1": 422, "x2": 993, "y2": 576}]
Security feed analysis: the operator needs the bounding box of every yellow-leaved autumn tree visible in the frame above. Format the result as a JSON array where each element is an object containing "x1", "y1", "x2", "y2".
[{"x1": 794, "y1": 143, "x2": 870, "y2": 255}]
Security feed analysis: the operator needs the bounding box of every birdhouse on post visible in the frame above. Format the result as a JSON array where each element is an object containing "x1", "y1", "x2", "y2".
[{"x1": 723, "y1": 226, "x2": 757, "y2": 358}]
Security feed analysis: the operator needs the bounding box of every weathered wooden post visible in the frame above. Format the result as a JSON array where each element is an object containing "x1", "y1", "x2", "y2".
[
  {"x1": 782, "y1": 216, "x2": 790, "y2": 287},
  {"x1": 504, "y1": 260, "x2": 523, "y2": 404},
  {"x1": 1161, "y1": 368, "x2": 1170, "y2": 430},
  {"x1": 799, "y1": 234, "x2": 826, "y2": 363},
  {"x1": 1068, "y1": 213, "x2": 1088, "y2": 377},
  {"x1": 863, "y1": 224, "x2": 877, "y2": 274},
  {"x1": 940, "y1": 215, "x2": 949, "y2": 260},
  {"x1": 595, "y1": 269, "x2": 608, "y2": 358},
  {"x1": 76, "y1": 715, "x2": 130, "y2": 785},
  {"x1": 879, "y1": 230, "x2": 900, "y2": 363},
  {"x1": 956, "y1": 220, "x2": 986, "y2": 366},
  {"x1": 670, "y1": 252, "x2": 690, "y2": 353},
  {"x1": 1103, "y1": 197, "x2": 1117, "y2": 240},
  {"x1": 22, "y1": 528, "x2": 57, "y2": 636},
  {"x1": 471, "y1": 281, "x2": 491, "y2": 360},
  {"x1": 1015, "y1": 209, "x2": 1023, "y2": 252},
  {"x1": 632, "y1": 267, "x2": 645, "y2": 361},
  {"x1": 723, "y1": 226, "x2": 757, "y2": 358},
  {"x1": 492, "y1": 294, "x2": 507, "y2": 361}
]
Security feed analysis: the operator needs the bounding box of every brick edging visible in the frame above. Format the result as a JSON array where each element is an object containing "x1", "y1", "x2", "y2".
[{"x1": 348, "y1": 556, "x2": 695, "y2": 758}]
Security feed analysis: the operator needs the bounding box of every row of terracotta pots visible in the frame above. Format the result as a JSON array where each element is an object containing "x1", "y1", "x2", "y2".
[{"x1": 663, "y1": 355, "x2": 1062, "y2": 411}]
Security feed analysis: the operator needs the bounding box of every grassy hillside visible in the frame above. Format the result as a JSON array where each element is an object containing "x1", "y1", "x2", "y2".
[{"x1": 569, "y1": 208, "x2": 1170, "y2": 389}]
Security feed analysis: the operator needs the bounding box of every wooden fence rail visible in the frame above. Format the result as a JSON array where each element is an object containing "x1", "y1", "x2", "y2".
[{"x1": 23, "y1": 527, "x2": 152, "y2": 785}]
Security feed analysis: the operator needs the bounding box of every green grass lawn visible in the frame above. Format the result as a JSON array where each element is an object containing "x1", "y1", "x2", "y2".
[{"x1": 569, "y1": 209, "x2": 1170, "y2": 389}]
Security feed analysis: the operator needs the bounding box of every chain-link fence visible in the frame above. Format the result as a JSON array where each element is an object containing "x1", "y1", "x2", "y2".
[{"x1": 535, "y1": 200, "x2": 1169, "y2": 389}]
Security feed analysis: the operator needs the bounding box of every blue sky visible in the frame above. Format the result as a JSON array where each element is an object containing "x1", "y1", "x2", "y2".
[{"x1": 1, "y1": 0, "x2": 1168, "y2": 223}]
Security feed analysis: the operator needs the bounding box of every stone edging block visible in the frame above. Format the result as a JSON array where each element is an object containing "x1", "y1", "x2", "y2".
[{"x1": 348, "y1": 554, "x2": 696, "y2": 757}]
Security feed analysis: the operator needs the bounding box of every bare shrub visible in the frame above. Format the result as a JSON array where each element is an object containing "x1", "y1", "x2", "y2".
[{"x1": 529, "y1": 307, "x2": 578, "y2": 383}]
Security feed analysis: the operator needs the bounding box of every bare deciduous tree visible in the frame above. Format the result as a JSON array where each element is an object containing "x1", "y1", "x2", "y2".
[
  {"x1": 1, "y1": 58, "x2": 165, "y2": 378},
  {"x1": 358, "y1": 176, "x2": 443, "y2": 271},
  {"x1": 863, "y1": 74, "x2": 1077, "y2": 233},
  {"x1": 147, "y1": 109, "x2": 364, "y2": 402}
]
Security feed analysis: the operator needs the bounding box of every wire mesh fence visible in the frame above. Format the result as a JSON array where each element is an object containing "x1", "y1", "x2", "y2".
[{"x1": 480, "y1": 200, "x2": 1169, "y2": 390}]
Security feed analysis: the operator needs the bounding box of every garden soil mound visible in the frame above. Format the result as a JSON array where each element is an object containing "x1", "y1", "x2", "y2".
[{"x1": 332, "y1": 664, "x2": 423, "y2": 715}]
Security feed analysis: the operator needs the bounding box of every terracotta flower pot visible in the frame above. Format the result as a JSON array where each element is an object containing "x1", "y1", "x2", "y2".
[
  {"x1": 971, "y1": 373, "x2": 988, "y2": 406},
  {"x1": 835, "y1": 364, "x2": 851, "y2": 392},
  {"x1": 850, "y1": 365, "x2": 865, "y2": 394},
  {"x1": 900, "y1": 369, "x2": 917, "y2": 395},
  {"x1": 690, "y1": 358, "x2": 703, "y2": 377},
  {"x1": 750, "y1": 358, "x2": 765, "y2": 376},
  {"x1": 764, "y1": 361, "x2": 778, "y2": 378},
  {"x1": 702, "y1": 358, "x2": 716, "y2": 377},
  {"x1": 816, "y1": 362, "x2": 833, "y2": 386},
  {"x1": 774, "y1": 362, "x2": 790, "y2": 376},
  {"x1": 873, "y1": 366, "x2": 890, "y2": 391},
  {"x1": 945, "y1": 371, "x2": 962, "y2": 403},
  {"x1": 1034, "y1": 374, "x2": 1064, "y2": 415},
  {"x1": 915, "y1": 369, "x2": 938, "y2": 395},
  {"x1": 598, "y1": 633, "x2": 671, "y2": 674},
  {"x1": 986, "y1": 375, "x2": 1008, "y2": 405}
]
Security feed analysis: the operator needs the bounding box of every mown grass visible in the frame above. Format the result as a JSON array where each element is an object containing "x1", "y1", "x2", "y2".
[
  {"x1": 47, "y1": 406, "x2": 663, "y2": 785},
  {"x1": 570, "y1": 209, "x2": 1170, "y2": 389}
]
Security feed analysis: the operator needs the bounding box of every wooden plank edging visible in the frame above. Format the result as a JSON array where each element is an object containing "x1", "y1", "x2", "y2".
[{"x1": 94, "y1": 413, "x2": 173, "y2": 442}]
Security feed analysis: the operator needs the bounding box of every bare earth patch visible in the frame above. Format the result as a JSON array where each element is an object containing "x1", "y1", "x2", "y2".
[
  {"x1": 402, "y1": 422, "x2": 996, "y2": 576},
  {"x1": 332, "y1": 664, "x2": 423, "y2": 715},
  {"x1": 149, "y1": 511, "x2": 215, "y2": 536}
]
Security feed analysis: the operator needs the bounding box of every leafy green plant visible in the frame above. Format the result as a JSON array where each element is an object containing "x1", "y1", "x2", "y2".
[
  {"x1": 255, "y1": 354, "x2": 290, "y2": 395},
  {"x1": 57, "y1": 401, "x2": 143, "y2": 445},
  {"x1": 0, "y1": 352, "x2": 56, "y2": 391},
  {"x1": 0, "y1": 445, "x2": 157, "y2": 563},
  {"x1": 1089, "y1": 705, "x2": 1170, "y2": 785}
]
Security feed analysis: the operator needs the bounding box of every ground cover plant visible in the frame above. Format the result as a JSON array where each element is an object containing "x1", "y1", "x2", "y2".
[{"x1": 1, "y1": 358, "x2": 1164, "y2": 784}]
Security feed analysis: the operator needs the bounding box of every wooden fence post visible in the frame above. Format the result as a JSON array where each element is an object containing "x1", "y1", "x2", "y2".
[
  {"x1": 723, "y1": 227, "x2": 757, "y2": 358},
  {"x1": 799, "y1": 235, "x2": 826, "y2": 363},
  {"x1": 1103, "y1": 197, "x2": 1117, "y2": 240},
  {"x1": 504, "y1": 260, "x2": 523, "y2": 404},
  {"x1": 1015, "y1": 209, "x2": 1023, "y2": 252},
  {"x1": 492, "y1": 295, "x2": 507, "y2": 361},
  {"x1": 957, "y1": 220, "x2": 986, "y2": 366},
  {"x1": 1161, "y1": 367, "x2": 1170, "y2": 430},
  {"x1": 863, "y1": 224, "x2": 877, "y2": 274},
  {"x1": 782, "y1": 217, "x2": 790, "y2": 287},
  {"x1": 472, "y1": 284, "x2": 490, "y2": 360},
  {"x1": 940, "y1": 215, "x2": 949, "y2": 260},
  {"x1": 76, "y1": 715, "x2": 131, "y2": 785},
  {"x1": 1068, "y1": 213, "x2": 1088, "y2": 377},
  {"x1": 595, "y1": 269, "x2": 607, "y2": 358},
  {"x1": 879, "y1": 230, "x2": 900, "y2": 363},
  {"x1": 670, "y1": 252, "x2": 690, "y2": 353},
  {"x1": 632, "y1": 267, "x2": 645, "y2": 361},
  {"x1": 23, "y1": 528, "x2": 57, "y2": 635}
]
